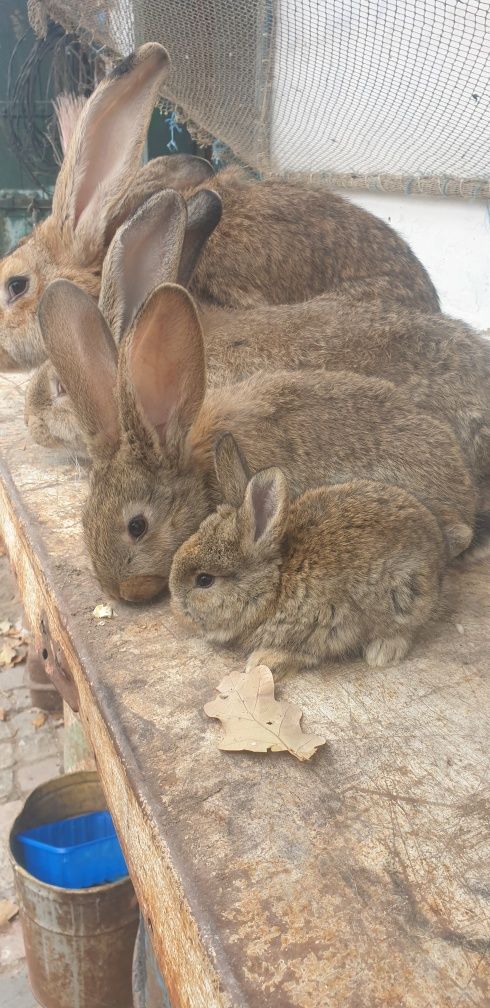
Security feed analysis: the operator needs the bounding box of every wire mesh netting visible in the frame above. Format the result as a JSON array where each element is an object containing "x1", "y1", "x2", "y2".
[{"x1": 28, "y1": 0, "x2": 490, "y2": 196}]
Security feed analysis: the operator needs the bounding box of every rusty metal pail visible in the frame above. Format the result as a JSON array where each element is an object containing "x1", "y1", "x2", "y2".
[
  {"x1": 132, "y1": 917, "x2": 171, "y2": 1008},
  {"x1": 9, "y1": 771, "x2": 139, "y2": 1008}
]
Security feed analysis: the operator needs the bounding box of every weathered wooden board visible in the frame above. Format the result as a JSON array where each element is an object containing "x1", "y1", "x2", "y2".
[{"x1": 1, "y1": 373, "x2": 489, "y2": 1008}]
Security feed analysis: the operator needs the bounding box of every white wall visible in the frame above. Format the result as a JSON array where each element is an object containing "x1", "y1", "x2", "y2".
[{"x1": 340, "y1": 191, "x2": 490, "y2": 330}]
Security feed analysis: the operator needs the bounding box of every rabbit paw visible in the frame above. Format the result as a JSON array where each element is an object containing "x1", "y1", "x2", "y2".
[
  {"x1": 246, "y1": 649, "x2": 300, "y2": 681},
  {"x1": 364, "y1": 635, "x2": 409, "y2": 668}
]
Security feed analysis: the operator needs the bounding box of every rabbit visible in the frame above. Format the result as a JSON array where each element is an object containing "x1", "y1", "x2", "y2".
[
  {"x1": 169, "y1": 434, "x2": 446, "y2": 676},
  {"x1": 36, "y1": 275, "x2": 475, "y2": 602},
  {"x1": 25, "y1": 186, "x2": 224, "y2": 460},
  {"x1": 27, "y1": 188, "x2": 489, "y2": 481},
  {"x1": 24, "y1": 362, "x2": 89, "y2": 462},
  {"x1": 0, "y1": 44, "x2": 440, "y2": 372}
]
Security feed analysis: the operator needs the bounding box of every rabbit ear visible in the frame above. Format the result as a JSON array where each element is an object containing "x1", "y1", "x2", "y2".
[
  {"x1": 99, "y1": 190, "x2": 188, "y2": 342},
  {"x1": 121, "y1": 283, "x2": 206, "y2": 453},
  {"x1": 101, "y1": 155, "x2": 216, "y2": 243},
  {"x1": 214, "y1": 433, "x2": 250, "y2": 506},
  {"x1": 38, "y1": 280, "x2": 119, "y2": 457},
  {"x1": 53, "y1": 93, "x2": 87, "y2": 157},
  {"x1": 51, "y1": 44, "x2": 169, "y2": 266},
  {"x1": 178, "y1": 190, "x2": 223, "y2": 287},
  {"x1": 242, "y1": 469, "x2": 288, "y2": 551}
]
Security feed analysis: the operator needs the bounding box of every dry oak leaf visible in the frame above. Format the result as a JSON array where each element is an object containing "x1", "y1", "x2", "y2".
[
  {"x1": 32, "y1": 712, "x2": 47, "y2": 729},
  {"x1": 0, "y1": 644, "x2": 18, "y2": 668},
  {"x1": 0, "y1": 899, "x2": 19, "y2": 928},
  {"x1": 204, "y1": 665, "x2": 326, "y2": 761}
]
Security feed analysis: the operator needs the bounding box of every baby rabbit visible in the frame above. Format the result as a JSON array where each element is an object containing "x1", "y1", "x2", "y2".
[
  {"x1": 169, "y1": 435, "x2": 446, "y2": 675},
  {"x1": 0, "y1": 44, "x2": 439, "y2": 371},
  {"x1": 37, "y1": 275, "x2": 474, "y2": 602}
]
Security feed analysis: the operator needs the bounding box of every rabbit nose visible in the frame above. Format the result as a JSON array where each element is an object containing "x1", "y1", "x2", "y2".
[{"x1": 119, "y1": 575, "x2": 167, "y2": 601}]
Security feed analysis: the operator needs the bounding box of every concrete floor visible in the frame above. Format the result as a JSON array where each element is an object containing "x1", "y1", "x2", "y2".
[{"x1": 0, "y1": 549, "x2": 64, "y2": 1007}]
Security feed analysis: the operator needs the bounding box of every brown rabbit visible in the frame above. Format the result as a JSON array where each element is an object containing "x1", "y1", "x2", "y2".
[
  {"x1": 27, "y1": 188, "x2": 489, "y2": 480},
  {"x1": 200, "y1": 292, "x2": 490, "y2": 481},
  {"x1": 0, "y1": 45, "x2": 439, "y2": 371},
  {"x1": 37, "y1": 277, "x2": 474, "y2": 602},
  {"x1": 169, "y1": 435, "x2": 445, "y2": 675},
  {"x1": 24, "y1": 364, "x2": 89, "y2": 462}
]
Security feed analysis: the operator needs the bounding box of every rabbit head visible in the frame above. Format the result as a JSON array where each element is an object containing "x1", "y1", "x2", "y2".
[
  {"x1": 25, "y1": 361, "x2": 91, "y2": 462},
  {"x1": 169, "y1": 434, "x2": 289, "y2": 643},
  {"x1": 38, "y1": 276, "x2": 218, "y2": 601},
  {"x1": 0, "y1": 43, "x2": 215, "y2": 371}
]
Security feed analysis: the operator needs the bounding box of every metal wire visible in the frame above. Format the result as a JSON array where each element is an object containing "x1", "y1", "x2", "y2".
[{"x1": 4, "y1": 19, "x2": 102, "y2": 194}]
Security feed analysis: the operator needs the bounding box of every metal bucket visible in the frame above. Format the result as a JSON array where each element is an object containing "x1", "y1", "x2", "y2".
[
  {"x1": 10, "y1": 771, "x2": 139, "y2": 1008},
  {"x1": 132, "y1": 917, "x2": 171, "y2": 1008}
]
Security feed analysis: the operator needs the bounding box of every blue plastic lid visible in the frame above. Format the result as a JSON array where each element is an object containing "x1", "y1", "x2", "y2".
[{"x1": 16, "y1": 809, "x2": 128, "y2": 889}]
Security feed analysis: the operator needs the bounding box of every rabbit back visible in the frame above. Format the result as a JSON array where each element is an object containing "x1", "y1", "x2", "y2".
[
  {"x1": 201, "y1": 295, "x2": 490, "y2": 481},
  {"x1": 191, "y1": 171, "x2": 439, "y2": 312},
  {"x1": 258, "y1": 481, "x2": 443, "y2": 666},
  {"x1": 195, "y1": 369, "x2": 475, "y2": 555}
]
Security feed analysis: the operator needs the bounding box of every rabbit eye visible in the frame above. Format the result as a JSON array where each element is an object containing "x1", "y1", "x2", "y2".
[
  {"x1": 195, "y1": 573, "x2": 215, "y2": 588},
  {"x1": 128, "y1": 514, "x2": 148, "y2": 540},
  {"x1": 51, "y1": 378, "x2": 65, "y2": 399},
  {"x1": 7, "y1": 276, "x2": 29, "y2": 303}
]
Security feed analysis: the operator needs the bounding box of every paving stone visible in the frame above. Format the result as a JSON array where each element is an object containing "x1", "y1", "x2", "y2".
[
  {"x1": 0, "y1": 919, "x2": 26, "y2": 970},
  {"x1": 0, "y1": 800, "x2": 22, "y2": 899},
  {"x1": 0, "y1": 845, "x2": 16, "y2": 900},
  {"x1": 0, "y1": 768, "x2": 13, "y2": 800},
  {"x1": 16, "y1": 731, "x2": 58, "y2": 764},
  {"x1": 0, "y1": 742, "x2": 14, "y2": 770},
  {"x1": 9, "y1": 690, "x2": 32, "y2": 713},
  {"x1": 0, "y1": 966, "x2": 38, "y2": 1008},
  {"x1": 0, "y1": 799, "x2": 22, "y2": 836},
  {"x1": 0, "y1": 720, "x2": 14, "y2": 741},
  {"x1": 16, "y1": 757, "x2": 61, "y2": 795},
  {"x1": 0, "y1": 555, "x2": 63, "y2": 987},
  {"x1": 0, "y1": 667, "x2": 26, "y2": 692},
  {"x1": 9, "y1": 711, "x2": 43, "y2": 740}
]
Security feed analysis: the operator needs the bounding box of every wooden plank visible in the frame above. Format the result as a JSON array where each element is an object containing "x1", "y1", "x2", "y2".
[{"x1": 1, "y1": 372, "x2": 489, "y2": 1008}]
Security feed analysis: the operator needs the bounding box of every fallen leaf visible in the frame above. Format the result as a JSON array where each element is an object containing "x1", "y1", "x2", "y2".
[
  {"x1": 92, "y1": 604, "x2": 113, "y2": 620},
  {"x1": 0, "y1": 644, "x2": 18, "y2": 668},
  {"x1": 204, "y1": 665, "x2": 326, "y2": 761},
  {"x1": 32, "y1": 712, "x2": 46, "y2": 729},
  {"x1": 0, "y1": 708, "x2": 6, "y2": 721},
  {"x1": 0, "y1": 620, "x2": 12, "y2": 635},
  {"x1": 0, "y1": 900, "x2": 19, "y2": 927}
]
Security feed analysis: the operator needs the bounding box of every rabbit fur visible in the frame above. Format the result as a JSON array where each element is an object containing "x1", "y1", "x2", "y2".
[
  {"x1": 26, "y1": 189, "x2": 490, "y2": 485},
  {"x1": 0, "y1": 44, "x2": 439, "y2": 371},
  {"x1": 169, "y1": 435, "x2": 446, "y2": 676},
  {"x1": 36, "y1": 275, "x2": 475, "y2": 602}
]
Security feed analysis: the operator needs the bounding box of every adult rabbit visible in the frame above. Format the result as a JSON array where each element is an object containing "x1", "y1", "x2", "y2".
[{"x1": 0, "y1": 44, "x2": 438, "y2": 370}]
